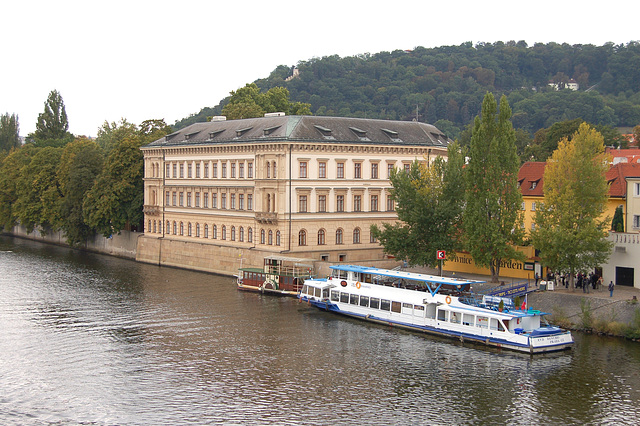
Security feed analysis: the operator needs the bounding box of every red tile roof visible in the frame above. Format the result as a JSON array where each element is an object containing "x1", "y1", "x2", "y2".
[
  {"x1": 605, "y1": 163, "x2": 640, "y2": 198},
  {"x1": 518, "y1": 162, "x2": 546, "y2": 197}
]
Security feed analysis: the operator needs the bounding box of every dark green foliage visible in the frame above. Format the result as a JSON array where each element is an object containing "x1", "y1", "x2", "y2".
[
  {"x1": 0, "y1": 113, "x2": 20, "y2": 152},
  {"x1": 32, "y1": 90, "x2": 72, "y2": 145},
  {"x1": 612, "y1": 205, "x2": 624, "y2": 232},
  {"x1": 176, "y1": 41, "x2": 640, "y2": 135}
]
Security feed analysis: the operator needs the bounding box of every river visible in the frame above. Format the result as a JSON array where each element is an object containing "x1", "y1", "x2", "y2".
[{"x1": 1, "y1": 235, "x2": 639, "y2": 425}]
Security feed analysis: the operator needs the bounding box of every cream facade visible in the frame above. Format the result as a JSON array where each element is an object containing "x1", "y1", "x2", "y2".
[{"x1": 138, "y1": 115, "x2": 450, "y2": 275}]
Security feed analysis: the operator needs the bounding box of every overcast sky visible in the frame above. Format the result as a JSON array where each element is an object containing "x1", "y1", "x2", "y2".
[{"x1": 2, "y1": 1, "x2": 638, "y2": 137}]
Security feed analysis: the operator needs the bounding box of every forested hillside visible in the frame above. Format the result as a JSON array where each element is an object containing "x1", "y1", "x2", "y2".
[{"x1": 175, "y1": 41, "x2": 640, "y2": 139}]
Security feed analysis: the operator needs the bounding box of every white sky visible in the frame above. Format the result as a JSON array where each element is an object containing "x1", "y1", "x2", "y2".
[{"x1": 2, "y1": 1, "x2": 638, "y2": 137}]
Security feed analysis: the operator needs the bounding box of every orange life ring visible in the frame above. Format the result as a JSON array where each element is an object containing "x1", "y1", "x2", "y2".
[
  {"x1": 445, "y1": 296, "x2": 452, "y2": 304},
  {"x1": 356, "y1": 281, "x2": 361, "y2": 289}
]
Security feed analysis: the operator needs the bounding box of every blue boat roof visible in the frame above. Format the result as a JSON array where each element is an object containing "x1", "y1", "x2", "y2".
[{"x1": 329, "y1": 264, "x2": 485, "y2": 286}]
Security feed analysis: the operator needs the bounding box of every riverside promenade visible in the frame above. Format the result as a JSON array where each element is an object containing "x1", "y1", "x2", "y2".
[{"x1": 408, "y1": 266, "x2": 640, "y2": 326}]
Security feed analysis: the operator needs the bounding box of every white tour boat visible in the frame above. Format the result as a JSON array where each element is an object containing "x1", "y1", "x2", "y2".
[{"x1": 298, "y1": 264, "x2": 573, "y2": 354}]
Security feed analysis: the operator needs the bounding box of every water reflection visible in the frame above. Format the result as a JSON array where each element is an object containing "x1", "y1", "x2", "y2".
[{"x1": 1, "y1": 235, "x2": 639, "y2": 425}]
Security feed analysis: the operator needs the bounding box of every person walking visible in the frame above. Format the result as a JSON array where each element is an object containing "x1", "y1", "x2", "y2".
[{"x1": 608, "y1": 280, "x2": 615, "y2": 298}]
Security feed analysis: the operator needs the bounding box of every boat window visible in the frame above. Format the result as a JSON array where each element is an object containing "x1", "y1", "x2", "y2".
[
  {"x1": 359, "y1": 296, "x2": 369, "y2": 307},
  {"x1": 391, "y1": 301, "x2": 401, "y2": 313},
  {"x1": 450, "y1": 312, "x2": 460, "y2": 324},
  {"x1": 370, "y1": 297, "x2": 380, "y2": 309},
  {"x1": 463, "y1": 314, "x2": 474, "y2": 326},
  {"x1": 340, "y1": 292, "x2": 349, "y2": 303},
  {"x1": 315, "y1": 287, "x2": 322, "y2": 298},
  {"x1": 413, "y1": 305, "x2": 425, "y2": 317},
  {"x1": 380, "y1": 299, "x2": 391, "y2": 311},
  {"x1": 301, "y1": 285, "x2": 308, "y2": 295},
  {"x1": 330, "y1": 290, "x2": 339, "y2": 301},
  {"x1": 477, "y1": 316, "x2": 489, "y2": 329},
  {"x1": 364, "y1": 274, "x2": 373, "y2": 283},
  {"x1": 322, "y1": 288, "x2": 329, "y2": 299},
  {"x1": 437, "y1": 310, "x2": 447, "y2": 321}
]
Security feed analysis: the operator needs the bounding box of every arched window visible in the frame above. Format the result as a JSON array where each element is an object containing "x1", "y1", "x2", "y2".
[
  {"x1": 248, "y1": 227, "x2": 253, "y2": 243},
  {"x1": 276, "y1": 230, "x2": 281, "y2": 246},
  {"x1": 272, "y1": 161, "x2": 277, "y2": 178},
  {"x1": 318, "y1": 228, "x2": 326, "y2": 245},
  {"x1": 188, "y1": 222, "x2": 192, "y2": 237},
  {"x1": 222, "y1": 225, "x2": 226, "y2": 240},
  {"x1": 268, "y1": 230, "x2": 273, "y2": 245},
  {"x1": 204, "y1": 224, "x2": 209, "y2": 238},
  {"x1": 299, "y1": 229, "x2": 307, "y2": 246},
  {"x1": 213, "y1": 224, "x2": 217, "y2": 239},
  {"x1": 239, "y1": 226, "x2": 244, "y2": 242},
  {"x1": 336, "y1": 228, "x2": 343, "y2": 245},
  {"x1": 173, "y1": 221, "x2": 177, "y2": 235},
  {"x1": 147, "y1": 220, "x2": 151, "y2": 233},
  {"x1": 153, "y1": 220, "x2": 157, "y2": 233},
  {"x1": 180, "y1": 222, "x2": 184, "y2": 236},
  {"x1": 353, "y1": 227, "x2": 361, "y2": 244},
  {"x1": 196, "y1": 223, "x2": 200, "y2": 238},
  {"x1": 261, "y1": 229, "x2": 266, "y2": 244},
  {"x1": 167, "y1": 221, "x2": 171, "y2": 234},
  {"x1": 231, "y1": 226, "x2": 236, "y2": 241}
]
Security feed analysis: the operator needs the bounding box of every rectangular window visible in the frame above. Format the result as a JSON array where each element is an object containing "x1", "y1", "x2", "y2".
[
  {"x1": 180, "y1": 164, "x2": 184, "y2": 178},
  {"x1": 172, "y1": 192, "x2": 177, "y2": 206},
  {"x1": 340, "y1": 292, "x2": 349, "y2": 304},
  {"x1": 231, "y1": 163, "x2": 236, "y2": 178},
  {"x1": 165, "y1": 191, "x2": 170, "y2": 205},
  {"x1": 531, "y1": 202, "x2": 537, "y2": 211},
  {"x1": 403, "y1": 163, "x2": 411, "y2": 173},
  {"x1": 371, "y1": 195, "x2": 379, "y2": 212},
  {"x1": 187, "y1": 163, "x2": 192, "y2": 178},
  {"x1": 635, "y1": 182, "x2": 640, "y2": 196},
  {"x1": 354, "y1": 162, "x2": 362, "y2": 179},
  {"x1": 300, "y1": 162, "x2": 307, "y2": 178},
  {"x1": 353, "y1": 195, "x2": 361, "y2": 212},
  {"x1": 336, "y1": 195, "x2": 344, "y2": 212},
  {"x1": 380, "y1": 299, "x2": 391, "y2": 311},
  {"x1": 179, "y1": 192, "x2": 184, "y2": 206},
  {"x1": 204, "y1": 163, "x2": 209, "y2": 178},
  {"x1": 350, "y1": 294, "x2": 358, "y2": 305},
  {"x1": 213, "y1": 163, "x2": 218, "y2": 178},
  {"x1": 337, "y1": 162, "x2": 344, "y2": 179},
  {"x1": 299, "y1": 195, "x2": 308, "y2": 213},
  {"x1": 521, "y1": 201, "x2": 526, "y2": 210},
  {"x1": 386, "y1": 194, "x2": 394, "y2": 211},
  {"x1": 247, "y1": 194, "x2": 253, "y2": 210},
  {"x1": 231, "y1": 194, "x2": 236, "y2": 209},
  {"x1": 173, "y1": 164, "x2": 177, "y2": 178},
  {"x1": 212, "y1": 193, "x2": 218, "y2": 209},
  {"x1": 221, "y1": 193, "x2": 227, "y2": 209},
  {"x1": 359, "y1": 296, "x2": 369, "y2": 307},
  {"x1": 195, "y1": 192, "x2": 200, "y2": 207},
  {"x1": 239, "y1": 163, "x2": 244, "y2": 178},
  {"x1": 165, "y1": 164, "x2": 170, "y2": 177},
  {"x1": 388, "y1": 163, "x2": 394, "y2": 178},
  {"x1": 371, "y1": 163, "x2": 379, "y2": 179},
  {"x1": 187, "y1": 192, "x2": 192, "y2": 207},
  {"x1": 222, "y1": 163, "x2": 227, "y2": 178},
  {"x1": 370, "y1": 297, "x2": 380, "y2": 309},
  {"x1": 634, "y1": 215, "x2": 640, "y2": 229},
  {"x1": 319, "y1": 162, "x2": 326, "y2": 178},
  {"x1": 318, "y1": 195, "x2": 326, "y2": 212},
  {"x1": 203, "y1": 193, "x2": 208, "y2": 208},
  {"x1": 248, "y1": 162, "x2": 253, "y2": 178},
  {"x1": 239, "y1": 194, "x2": 244, "y2": 210}
]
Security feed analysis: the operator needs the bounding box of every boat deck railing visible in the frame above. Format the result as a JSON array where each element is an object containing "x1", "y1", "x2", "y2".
[{"x1": 265, "y1": 264, "x2": 313, "y2": 277}]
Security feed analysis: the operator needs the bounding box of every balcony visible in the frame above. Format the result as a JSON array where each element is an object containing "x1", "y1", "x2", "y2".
[
  {"x1": 143, "y1": 205, "x2": 161, "y2": 216},
  {"x1": 256, "y1": 212, "x2": 278, "y2": 224}
]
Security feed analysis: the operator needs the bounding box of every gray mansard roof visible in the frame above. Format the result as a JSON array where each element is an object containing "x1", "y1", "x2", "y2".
[{"x1": 144, "y1": 115, "x2": 452, "y2": 148}]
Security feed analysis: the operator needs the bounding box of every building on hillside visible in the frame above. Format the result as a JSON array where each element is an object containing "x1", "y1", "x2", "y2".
[
  {"x1": 606, "y1": 147, "x2": 640, "y2": 165},
  {"x1": 137, "y1": 115, "x2": 451, "y2": 275},
  {"x1": 518, "y1": 161, "x2": 545, "y2": 233}
]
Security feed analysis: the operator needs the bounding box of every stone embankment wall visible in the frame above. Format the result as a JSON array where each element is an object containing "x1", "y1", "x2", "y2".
[{"x1": 8, "y1": 225, "x2": 138, "y2": 259}]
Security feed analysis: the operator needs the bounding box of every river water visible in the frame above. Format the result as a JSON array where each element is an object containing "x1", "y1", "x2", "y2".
[{"x1": 1, "y1": 235, "x2": 639, "y2": 425}]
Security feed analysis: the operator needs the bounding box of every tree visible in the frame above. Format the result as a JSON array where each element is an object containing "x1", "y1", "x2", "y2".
[
  {"x1": 530, "y1": 123, "x2": 612, "y2": 286},
  {"x1": 57, "y1": 138, "x2": 104, "y2": 246},
  {"x1": 221, "y1": 83, "x2": 311, "y2": 119},
  {"x1": 32, "y1": 90, "x2": 72, "y2": 144},
  {"x1": 0, "y1": 146, "x2": 35, "y2": 230},
  {"x1": 464, "y1": 93, "x2": 524, "y2": 282},
  {"x1": 13, "y1": 146, "x2": 63, "y2": 233},
  {"x1": 611, "y1": 205, "x2": 624, "y2": 232},
  {"x1": 0, "y1": 113, "x2": 20, "y2": 151},
  {"x1": 371, "y1": 143, "x2": 465, "y2": 269}
]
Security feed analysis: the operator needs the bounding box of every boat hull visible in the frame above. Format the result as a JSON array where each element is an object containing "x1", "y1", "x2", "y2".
[
  {"x1": 237, "y1": 281, "x2": 298, "y2": 297},
  {"x1": 301, "y1": 295, "x2": 573, "y2": 354}
]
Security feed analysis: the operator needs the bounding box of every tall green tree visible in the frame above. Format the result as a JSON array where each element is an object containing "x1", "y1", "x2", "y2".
[
  {"x1": 611, "y1": 205, "x2": 624, "y2": 232},
  {"x1": 13, "y1": 146, "x2": 63, "y2": 233},
  {"x1": 32, "y1": 90, "x2": 73, "y2": 146},
  {"x1": 57, "y1": 138, "x2": 104, "y2": 246},
  {"x1": 83, "y1": 119, "x2": 171, "y2": 236},
  {"x1": 371, "y1": 142, "x2": 465, "y2": 268},
  {"x1": 464, "y1": 93, "x2": 524, "y2": 282},
  {"x1": 0, "y1": 146, "x2": 35, "y2": 230},
  {"x1": 530, "y1": 123, "x2": 612, "y2": 285},
  {"x1": 0, "y1": 113, "x2": 20, "y2": 151}
]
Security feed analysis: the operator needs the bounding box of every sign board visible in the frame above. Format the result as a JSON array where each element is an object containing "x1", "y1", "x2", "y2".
[{"x1": 436, "y1": 250, "x2": 446, "y2": 260}]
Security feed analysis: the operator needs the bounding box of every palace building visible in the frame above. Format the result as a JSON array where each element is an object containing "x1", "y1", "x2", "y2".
[{"x1": 137, "y1": 114, "x2": 451, "y2": 275}]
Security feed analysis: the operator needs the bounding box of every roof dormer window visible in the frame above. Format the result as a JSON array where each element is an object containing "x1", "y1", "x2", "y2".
[
  {"x1": 235, "y1": 127, "x2": 253, "y2": 138},
  {"x1": 314, "y1": 125, "x2": 335, "y2": 140},
  {"x1": 349, "y1": 126, "x2": 370, "y2": 141},
  {"x1": 381, "y1": 128, "x2": 402, "y2": 142}
]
